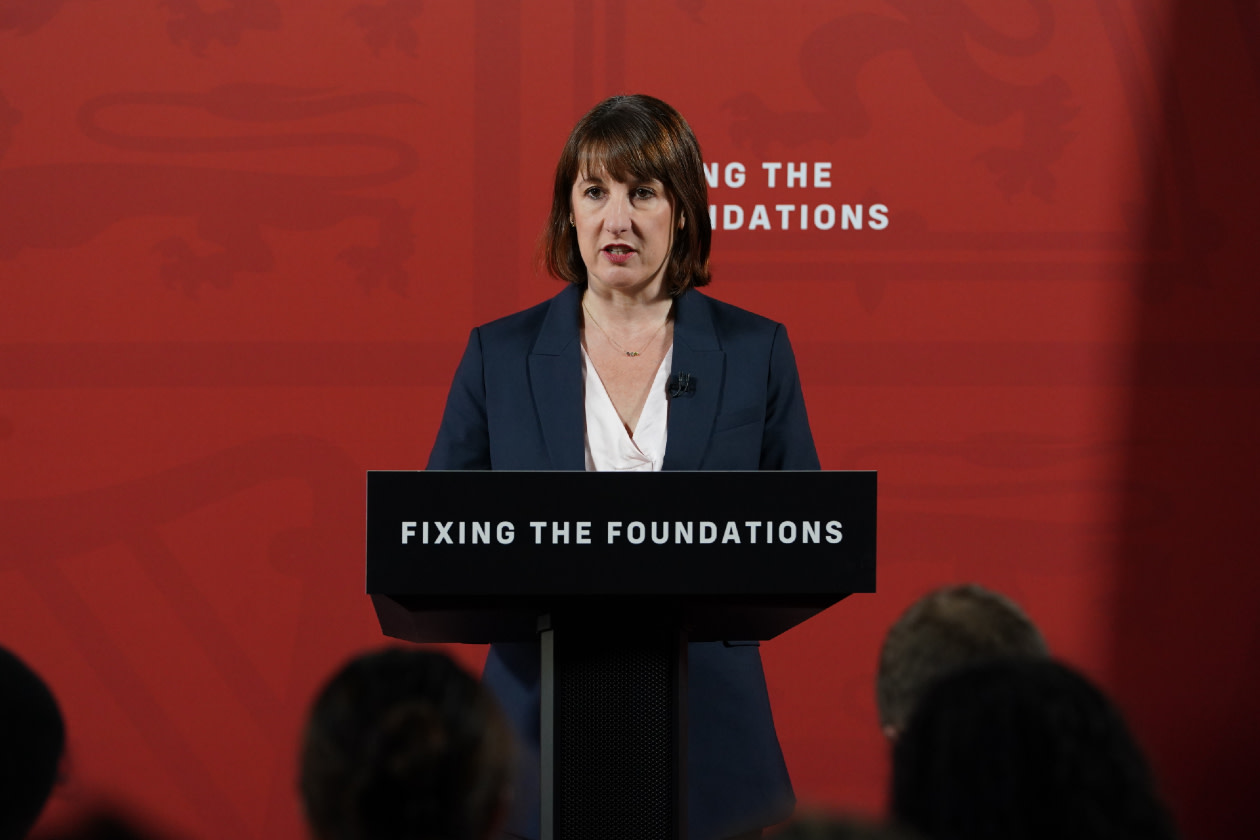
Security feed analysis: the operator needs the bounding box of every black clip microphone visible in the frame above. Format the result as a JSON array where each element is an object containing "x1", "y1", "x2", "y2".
[{"x1": 668, "y1": 372, "x2": 693, "y2": 398}]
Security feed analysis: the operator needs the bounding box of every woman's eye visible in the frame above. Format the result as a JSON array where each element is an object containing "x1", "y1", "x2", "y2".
[
  {"x1": 585, "y1": 187, "x2": 604, "y2": 199},
  {"x1": 634, "y1": 187, "x2": 655, "y2": 199}
]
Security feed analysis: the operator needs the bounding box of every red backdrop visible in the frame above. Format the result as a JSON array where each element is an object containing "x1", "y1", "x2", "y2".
[{"x1": 2, "y1": 2, "x2": 1257, "y2": 839}]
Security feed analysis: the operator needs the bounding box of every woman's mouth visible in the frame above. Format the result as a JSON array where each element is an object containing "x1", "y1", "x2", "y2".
[{"x1": 602, "y1": 245, "x2": 635, "y2": 265}]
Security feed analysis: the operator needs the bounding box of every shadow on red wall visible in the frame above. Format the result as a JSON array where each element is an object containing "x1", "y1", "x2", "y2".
[{"x1": 1112, "y1": 4, "x2": 1260, "y2": 839}]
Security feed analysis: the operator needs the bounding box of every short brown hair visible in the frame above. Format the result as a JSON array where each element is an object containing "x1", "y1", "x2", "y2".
[
  {"x1": 877, "y1": 584, "x2": 1049, "y2": 733},
  {"x1": 540, "y1": 95, "x2": 712, "y2": 295}
]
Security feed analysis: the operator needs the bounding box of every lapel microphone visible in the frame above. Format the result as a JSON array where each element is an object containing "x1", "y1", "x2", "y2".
[{"x1": 668, "y1": 372, "x2": 694, "y2": 398}]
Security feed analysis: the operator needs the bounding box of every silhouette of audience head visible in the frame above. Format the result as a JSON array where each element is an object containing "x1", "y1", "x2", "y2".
[
  {"x1": 0, "y1": 646, "x2": 65, "y2": 840},
  {"x1": 299, "y1": 647, "x2": 514, "y2": 840},
  {"x1": 774, "y1": 812, "x2": 923, "y2": 840},
  {"x1": 877, "y1": 583, "x2": 1047, "y2": 738},
  {"x1": 890, "y1": 658, "x2": 1178, "y2": 840},
  {"x1": 26, "y1": 807, "x2": 162, "y2": 840}
]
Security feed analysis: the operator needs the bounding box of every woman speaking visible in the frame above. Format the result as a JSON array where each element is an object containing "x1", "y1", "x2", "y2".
[{"x1": 428, "y1": 95, "x2": 818, "y2": 840}]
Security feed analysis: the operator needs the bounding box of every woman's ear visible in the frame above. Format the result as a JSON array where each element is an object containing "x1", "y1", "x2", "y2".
[{"x1": 678, "y1": 213, "x2": 686, "y2": 230}]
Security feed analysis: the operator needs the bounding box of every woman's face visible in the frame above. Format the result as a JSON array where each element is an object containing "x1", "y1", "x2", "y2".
[{"x1": 570, "y1": 169, "x2": 677, "y2": 299}]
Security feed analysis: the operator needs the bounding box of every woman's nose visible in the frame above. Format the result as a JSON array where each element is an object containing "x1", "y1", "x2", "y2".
[{"x1": 603, "y1": 197, "x2": 631, "y2": 234}]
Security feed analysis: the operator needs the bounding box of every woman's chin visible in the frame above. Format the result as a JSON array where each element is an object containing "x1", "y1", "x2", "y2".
[{"x1": 586, "y1": 269, "x2": 669, "y2": 300}]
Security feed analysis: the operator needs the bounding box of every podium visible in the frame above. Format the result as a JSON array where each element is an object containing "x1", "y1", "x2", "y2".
[{"x1": 367, "y1": 470, "x2": 876, "y2": 840}]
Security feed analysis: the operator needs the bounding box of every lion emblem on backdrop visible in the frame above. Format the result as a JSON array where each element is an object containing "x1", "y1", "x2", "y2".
[
  {"x1": 0, "y1": 84, "x2": 420, "y2": 296},
  {"x1": 725, "y1": 0, "x2": 1076, "y2": 201},
  {"x1": 3, "y1": 0, "x2": 425, "y2": 57}
]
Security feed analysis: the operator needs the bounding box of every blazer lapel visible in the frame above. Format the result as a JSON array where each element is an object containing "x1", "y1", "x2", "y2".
[
  {"x1": 529, "y1": 285, "x2": 587, "y2": 470},
  {"x1": 664, "y1": 290, "x2": 724, "y2": 471}
]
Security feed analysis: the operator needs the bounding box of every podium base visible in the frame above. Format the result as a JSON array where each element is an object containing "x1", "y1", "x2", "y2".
[{"x1": 540, "y1": 614, "x2": 687, "y2": 840}]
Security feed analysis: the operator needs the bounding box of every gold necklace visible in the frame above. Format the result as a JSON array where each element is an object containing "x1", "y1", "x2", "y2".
[{"x1": 582, "y1": 301, "x2": 671, "y2": 357}]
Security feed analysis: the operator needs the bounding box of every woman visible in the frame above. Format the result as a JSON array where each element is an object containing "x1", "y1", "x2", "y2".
[{"x1": 428, "y1": 95, "x2": 818, "y2": 840}]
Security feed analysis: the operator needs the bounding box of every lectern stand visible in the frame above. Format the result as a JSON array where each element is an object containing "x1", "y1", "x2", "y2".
[{"x1": 367, "y1": 470, "x2": 876, "y2": 840}]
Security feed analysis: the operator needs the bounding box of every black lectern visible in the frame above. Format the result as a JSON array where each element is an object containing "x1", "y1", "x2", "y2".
[{"x1": 367, "y1": 470, "x2": 876, "y2": 840}]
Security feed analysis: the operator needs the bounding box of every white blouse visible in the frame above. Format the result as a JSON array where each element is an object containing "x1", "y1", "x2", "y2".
[{"x1": 582, "y1": 345, "x2": 673, "y2": 471}]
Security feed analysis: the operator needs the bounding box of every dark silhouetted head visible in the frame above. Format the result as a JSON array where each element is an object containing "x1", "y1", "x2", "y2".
[
  {"x1": 891, "y1": 658, "x2": 1178, "y2": 840},
  {"x1": 0, "y1": 647, "x2": 65, "y2": 840},
  {"x1": 775, "y1": 812, "x2": 924, "y2": 840},
  {"x1": 299, "y1": 648, "x2": 513, "y2": 840},
  {"x1": 877, "y1": 583, "x2": 1048, "y2": 737}
]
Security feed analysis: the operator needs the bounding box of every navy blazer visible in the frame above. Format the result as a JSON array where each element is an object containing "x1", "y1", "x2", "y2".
[{"x1": 428, "y1": 284, "x2": 819, "y2": 840}]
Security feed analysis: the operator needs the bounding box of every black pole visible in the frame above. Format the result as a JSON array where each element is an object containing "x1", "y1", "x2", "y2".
[{"x1": 540, "y1": 611, "x2": 688, "y2": 840}]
